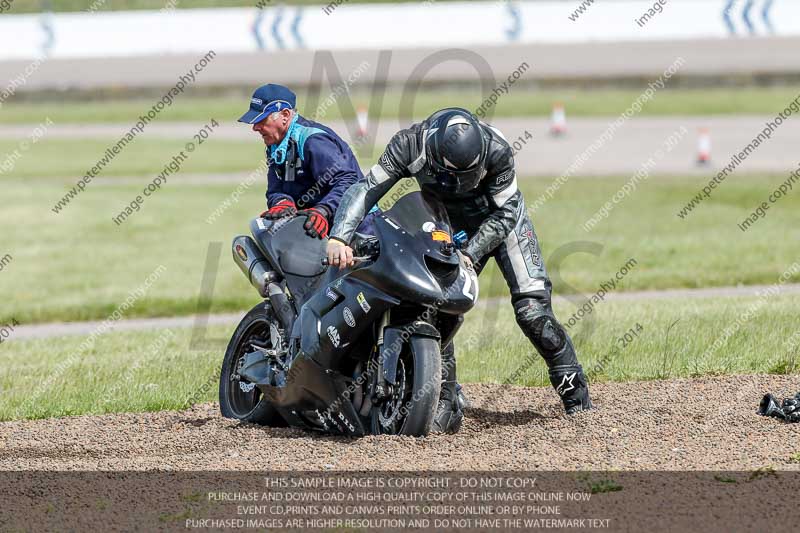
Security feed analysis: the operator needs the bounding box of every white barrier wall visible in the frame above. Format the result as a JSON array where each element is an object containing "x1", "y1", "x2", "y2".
[{"x1": 0, "y1": 0, "x2": 799, "y2": 60}]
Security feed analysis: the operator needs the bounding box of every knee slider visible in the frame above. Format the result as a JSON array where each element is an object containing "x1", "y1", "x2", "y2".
[
  {"x1": 532, "y1": 315, "x2": 566, "y2": 356},
  {"x1": 514, "y1": 299, "x2": 566, "y2": 357}
]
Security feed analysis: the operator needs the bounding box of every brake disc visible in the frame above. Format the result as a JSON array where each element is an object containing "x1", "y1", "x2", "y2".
[{"x1": 378, "y1": 358, "x2": 407, "y2": 428}]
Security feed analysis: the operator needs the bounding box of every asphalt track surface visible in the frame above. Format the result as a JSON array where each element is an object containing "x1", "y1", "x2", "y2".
[
  {"x1": 10, "y1": 283, "x2": 800, "y2": 341},
  {"x1": 3, "y1": 38, "x2": 800, "y2": 90},
  {"x1": 6, "y1": 115, "x2": 800, "y2": 177}
]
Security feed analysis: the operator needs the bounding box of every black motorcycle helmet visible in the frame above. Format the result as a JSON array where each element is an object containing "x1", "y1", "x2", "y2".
[{"x1": 424, "y1": 108, "x2": 487, "y2": 194}]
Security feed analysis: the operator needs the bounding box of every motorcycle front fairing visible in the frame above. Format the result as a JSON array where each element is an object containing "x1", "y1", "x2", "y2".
[{"x1": 349, "y1": 193, "x2": 479, "y2": 314}]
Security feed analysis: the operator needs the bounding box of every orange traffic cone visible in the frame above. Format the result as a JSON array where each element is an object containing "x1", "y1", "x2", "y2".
[
  {"x1": 356, "y1": 105, "x2": 369, "y2": 140},
  {"x1": 697, "y1": 128, "x2": 711, "y2": 165},
  {"x1": 550, "y1": 102, "x2": 567, "y2": 137}
]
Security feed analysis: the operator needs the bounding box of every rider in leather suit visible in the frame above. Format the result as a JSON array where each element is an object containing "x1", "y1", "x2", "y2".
[{"x1": 326, "y1": 108, "x2": 593, "y2": 433}]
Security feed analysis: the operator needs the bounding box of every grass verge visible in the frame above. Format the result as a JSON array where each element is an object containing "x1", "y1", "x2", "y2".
[
  {"x1": 3, "y1": 87, "x2": 800, "y2": 125},
  {"x1": 1, "y1": 293, "x2": 798, "y2": 421},
  {"x1": 1, "y1": 173, "x2": 798, "y2": 325},
  {"x1": 0, "y1": 137, "x2": 262, "y2": 178}
]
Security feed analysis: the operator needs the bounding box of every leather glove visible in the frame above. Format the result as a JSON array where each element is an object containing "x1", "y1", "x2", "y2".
[
  {"x1": 261, "y1": 199, "x2": 297, "y2": 219},
  {"x1": 298, "y1": 206, "x2": 330, "y2": 239}
]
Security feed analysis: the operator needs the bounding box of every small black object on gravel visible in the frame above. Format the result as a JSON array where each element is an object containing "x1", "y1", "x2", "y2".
[{"x1": 758, "y1": 392, "x2": 800, "y2": 422}]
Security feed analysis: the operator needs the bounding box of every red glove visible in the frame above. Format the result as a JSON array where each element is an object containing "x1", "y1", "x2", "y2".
[
  {"x1": 299, "y1": 206, "x2": 330, "y2": 239},
  {"x1": 261, "y1": 199, "x2": 297, "y2": 219}
]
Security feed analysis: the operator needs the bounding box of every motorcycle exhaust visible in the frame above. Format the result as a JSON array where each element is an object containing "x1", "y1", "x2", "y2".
[
  {"x1": 232, "y1": 236, "x2": 278, "y2": 298},
  {"x1": 267, "y1": 282, "x2": 295, "y2": 334}
]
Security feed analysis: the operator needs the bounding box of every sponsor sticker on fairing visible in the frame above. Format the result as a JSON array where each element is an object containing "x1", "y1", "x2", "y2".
[
  {"x1": 431, "y1": 230, "x2": 451, "y2": 243},
  {"x1": 343, "y1": 307, "x2": 356, "y2": 327},
  {"x1": 327, "y1": 325, "x2": 340, "y2": 347},
  {"x1": 338, "y1": 412, "x2": 356, "y2": 432},
  {"x1": 356, "y1": 292, "x2": 371, "y2": 313},
  {"x1": 325, "y1": 287, "x2": 338, "y2": 301},
  {"x1": 383, "y1": 216, "x2": 400, "y2": 230}
]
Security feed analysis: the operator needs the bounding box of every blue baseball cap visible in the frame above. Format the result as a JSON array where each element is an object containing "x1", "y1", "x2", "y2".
[{"x1": 238, "y1": 84, "x2": 297, "y2": 124}]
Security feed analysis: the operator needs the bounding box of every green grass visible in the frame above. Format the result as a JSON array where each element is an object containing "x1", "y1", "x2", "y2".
[
  {"x1": 587, "y1": 479, "x2": 624, "y2": 494},
  {"x1": 2, "y1": 293, "x2": 798, "y2": 421},
  {"x1": 458, "y1": 294, "x2": 800, "y2": 387},
  {"x1": 0, "y1": 327, "x2": 220, "y2": 421},
  {"x1": 3, "y1": 87, "x2": 799, "y2": 126},
  {"x1": 0, "y1": 137, "x2": 263, "y2": 178},
  {"x1": 1, "y1": 172, "x2": 798, "y2": 325}
]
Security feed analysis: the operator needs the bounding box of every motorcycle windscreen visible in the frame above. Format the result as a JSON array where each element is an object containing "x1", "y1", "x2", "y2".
[
  {"x1": 270, "y1": 218, "x2": 328, "y2": 277},
  {"x1": 382, "y1": 191, "x2": 453, "y2": 237}
]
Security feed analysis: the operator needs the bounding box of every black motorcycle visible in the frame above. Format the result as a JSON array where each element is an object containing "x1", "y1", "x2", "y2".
[{"x1": 219, "y1": 192, "x2": 479, "y2": 436}]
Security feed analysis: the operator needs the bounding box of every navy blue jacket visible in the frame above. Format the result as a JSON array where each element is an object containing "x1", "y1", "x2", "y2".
[{"x1": 266, "y1": 115, "x2": 362, "y2": 217}]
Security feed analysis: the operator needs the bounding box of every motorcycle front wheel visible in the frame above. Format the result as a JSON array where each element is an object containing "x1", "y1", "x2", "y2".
[
  {"x1": 370, "y1": 336, "x2": 441, "y2": 437},
  {"x1": 219, "y1": 303, "x2": 285, "y2": 426}
]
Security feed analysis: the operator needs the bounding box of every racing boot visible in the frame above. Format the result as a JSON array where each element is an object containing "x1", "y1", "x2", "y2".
[
  {"x1": 456, "y1": 383, "x2": 471, "y2": 410},
  {"x1": 513, "y1": 297, "x2": 592, "y2": 415},
  {"x1": 549, "y1": 364, "x2": 592, "y2": 414},
  {"x1": 432, "y1": 343, "x2": 463, "y2": 433}
]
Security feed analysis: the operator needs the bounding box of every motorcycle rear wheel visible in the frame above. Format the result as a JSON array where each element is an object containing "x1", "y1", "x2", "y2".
[{"x1": 219, "y1": 303, "x2": 285, "y2": 426}]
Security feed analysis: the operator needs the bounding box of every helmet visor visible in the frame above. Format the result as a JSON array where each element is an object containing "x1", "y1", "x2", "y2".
[{"x1": 432, "y1": 166, "x2": 483, "y2": 194}]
